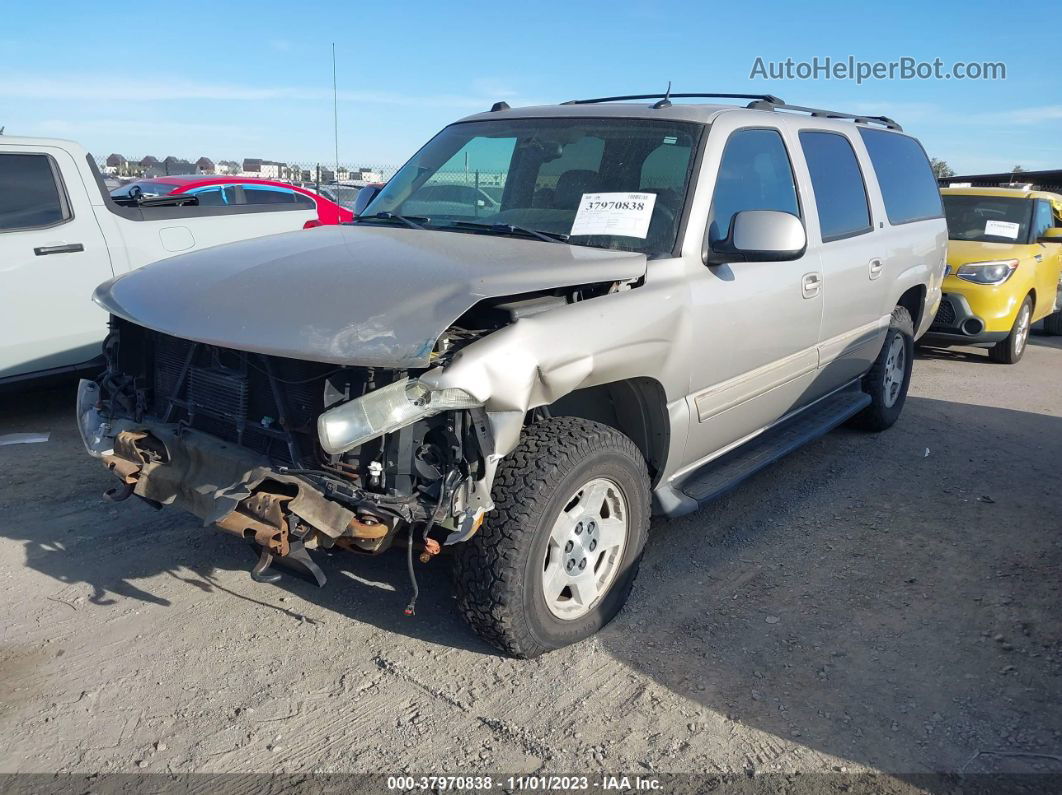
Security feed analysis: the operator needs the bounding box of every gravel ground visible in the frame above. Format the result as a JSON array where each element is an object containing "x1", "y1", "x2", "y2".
[{"x1": 0, "y1": 333, "x2": 1059, "y2": 782}]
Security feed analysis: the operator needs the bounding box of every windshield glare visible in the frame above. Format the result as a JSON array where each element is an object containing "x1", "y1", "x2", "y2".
[
  {"x1": 363, "y1": 118, "x2": 703, "y2": 256},
  {"x1": 943, "y1": 194, "x2": 1034, "y2": 243}
]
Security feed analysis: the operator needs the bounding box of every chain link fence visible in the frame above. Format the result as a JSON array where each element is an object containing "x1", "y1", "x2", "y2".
[
  {"x1": 94, "y1": 155, "x2": 514, "y2": 212},
  {"x1": 94, "y1": 154, "x2": 402, "y2": 189}
]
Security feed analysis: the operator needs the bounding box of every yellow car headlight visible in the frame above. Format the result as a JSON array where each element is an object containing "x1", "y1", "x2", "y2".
[{"x1": 955, "y1": 259, "x2": 1019, "y2": 285}]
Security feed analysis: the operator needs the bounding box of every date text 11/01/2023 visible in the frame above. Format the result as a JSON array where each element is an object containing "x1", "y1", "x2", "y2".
[{"x1": 386, "y1": 775, "x2": 663, "y2": 791}]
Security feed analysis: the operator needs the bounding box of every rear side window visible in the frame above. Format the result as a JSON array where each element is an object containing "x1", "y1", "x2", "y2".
[
  {"x1": 710, "y1": 128, "x2": 800, "y2": 242},
  {"x1": 0, "y1": 153, "x2": 70, "y2": 231},
  {"x1": 799, "y1": 131, "x2": 871, "y2": 242},
  {"x1": 858, "y1": 128, "x2": 943, "y2": 224},
  {"x1": 1033, "y1": 200, "x2": 1054, "y2": 239},
  {"x1": 240, "y1": 185, "x2": 313, "y2": 207}
]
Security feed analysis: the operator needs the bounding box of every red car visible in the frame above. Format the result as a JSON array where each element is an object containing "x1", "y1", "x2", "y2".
[{"x1": 110, "y1": 176, "x2": 354, "y2": 226}]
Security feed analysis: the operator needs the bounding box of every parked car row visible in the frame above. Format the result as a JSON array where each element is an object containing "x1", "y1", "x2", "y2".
[
  {"x1": 0, "y1": 138, "x2": 320, "y2": 386},
  {"x1": 111, "y1": 175, "x2": 354, "y2": 226}
]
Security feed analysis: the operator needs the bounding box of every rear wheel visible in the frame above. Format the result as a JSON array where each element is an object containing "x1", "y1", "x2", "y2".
[
  {"x1": 989, "y1": 295, "x2": 1033, "y2": 364},
  {"x1": 453, "y1": 417, "x2": 650, "y2": 658},
  {"x1": 1043, "y1": 309, "x2": 1062, "y2": 336},
  {"x1": 850, "y1": 305, "x2": 914, "y2": 432}
]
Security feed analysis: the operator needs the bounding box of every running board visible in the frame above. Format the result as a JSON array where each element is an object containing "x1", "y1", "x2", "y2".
[{"x1": 671, "y1": 388, "x2": 871, "y2": 510}]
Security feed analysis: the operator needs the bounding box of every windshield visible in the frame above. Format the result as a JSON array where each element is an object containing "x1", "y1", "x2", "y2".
[
  {"x1": 943, "y1": 194, "x2": 1035, "y2": 243},
  {"x1": 362, "y1": 117, "x2": 703, "y2": 257}
]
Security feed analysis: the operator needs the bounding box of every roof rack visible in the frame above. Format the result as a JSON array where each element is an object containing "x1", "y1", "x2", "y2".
[
  {"x1": 560, "y1": 92, "x2": 785, "y2": 106},
  {"x1": 555, "y1": 92, "x2": 902, "y2": 131},
  {"x1": 747, "y1": 98, "x2": 902, "y2": 131}
]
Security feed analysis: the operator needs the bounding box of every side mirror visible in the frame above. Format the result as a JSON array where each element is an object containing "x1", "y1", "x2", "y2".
[
  {"x1": 704, "y1": 210, "x2": 807, "y2": 265},
  {"x1": 352, "y1": 185, "x2": 381, "y2": 217},
  {"x1": 1038, "y1": 227, "x2": 1062, "y2": 244}
]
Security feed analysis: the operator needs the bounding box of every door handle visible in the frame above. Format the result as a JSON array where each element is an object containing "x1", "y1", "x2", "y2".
[
  {"x1": 801, "y1": 272, "x2": 822, "y2": 299},
  {"x1": 34, "y1": 243, "x2": 84, "y2": 256},
  {"x1": 868, "y1": 257, "x2": 884, "y2": 280}
]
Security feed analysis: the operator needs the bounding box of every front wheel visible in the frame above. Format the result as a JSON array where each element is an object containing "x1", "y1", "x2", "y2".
[
  {"x1": 453, "y1": 417, "x2": 650, "y2": 658},
  {"x1": 989, "y1": 295, "x2": 1033, "y2": 364},
  {"x1": 850, "y1": 305, "x2": 915, "y2": 432}
]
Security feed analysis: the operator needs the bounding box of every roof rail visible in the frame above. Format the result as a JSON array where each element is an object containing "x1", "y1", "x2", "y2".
[
  {"x1": 560, "y1": 92, "x2": 785, "y2": 106},
  {"x1": 746, "y1": 98, "x2": 902, "y2": 131}
]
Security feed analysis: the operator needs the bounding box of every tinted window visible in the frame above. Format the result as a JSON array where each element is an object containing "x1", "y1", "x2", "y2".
[
  {"x1": 292, "y1": 191, "x2": 315, "y2": 208},
  {"x1": 1033, "y1": 200, "x2": 1054, "y2": 239},
  {"x1": 0, "y1": 154, "x2": 69, "y2": 231},
  {"x1": 858, "y1": 128, "x2": 943, "y2": 224},
  {"x1": 799, "y1": 131, "x2": 872, "y2": 241},
  {"x1": 186, "y1": 185, "x2": 238, "y2": 206},
  {"x1": 709, "y1": 129, "x2": 799, "y2": 242},
  {"x1": 241, "y1": 186, "x2": 299, "y2": 205}
]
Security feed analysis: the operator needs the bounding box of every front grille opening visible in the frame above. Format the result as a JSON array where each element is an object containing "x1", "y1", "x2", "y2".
[
  {"x1": 932, "y1": 300, "x2": 956, "y2": 328},
  {"x1": 143, "y1": 328, "x2": 336, "y2": 466}
]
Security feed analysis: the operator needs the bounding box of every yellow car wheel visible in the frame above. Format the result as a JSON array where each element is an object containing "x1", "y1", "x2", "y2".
[{"x1": 988, "y1": 296, "x2": 1033, "y2": 364}]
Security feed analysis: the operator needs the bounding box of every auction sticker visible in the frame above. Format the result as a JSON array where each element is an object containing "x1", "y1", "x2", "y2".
[
  {"x1": 571, "y1": 192, "x2": 657, "y2": 238},
  {"x1": 984, "y1": 219, "x2": 1020, "y2": 239}
]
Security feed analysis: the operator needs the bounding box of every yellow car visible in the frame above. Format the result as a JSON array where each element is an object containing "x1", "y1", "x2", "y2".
[{"x1": 925, "y1": 187, "x2": 1062, "y2": 363}]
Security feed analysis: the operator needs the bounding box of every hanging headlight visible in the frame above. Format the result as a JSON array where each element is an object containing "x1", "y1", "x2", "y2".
[{"x1": 317, "y1": 377, "x2": 482, "y2": 455}]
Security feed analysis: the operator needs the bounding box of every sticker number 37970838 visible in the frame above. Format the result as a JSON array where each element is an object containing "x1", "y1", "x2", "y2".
[{"x1": 570, "y1": 192, "x2": 657, "y2": 239}]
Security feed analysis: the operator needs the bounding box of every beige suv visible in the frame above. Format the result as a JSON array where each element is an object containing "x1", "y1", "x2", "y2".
[{"x1": 78, "y1": 93, "x2": 946, "y2": 657}]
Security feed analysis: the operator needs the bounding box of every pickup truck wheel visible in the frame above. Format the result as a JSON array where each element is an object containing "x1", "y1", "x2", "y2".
[
  {"x1": 452, "y1": 417, "x2": 650, "y2": 658},
  {"x1": 850, "y1": 305, "x2": 914, "y2": 432},
  {"x1": 988, "y1": 296, "x2": 1033, "y2": 364}
]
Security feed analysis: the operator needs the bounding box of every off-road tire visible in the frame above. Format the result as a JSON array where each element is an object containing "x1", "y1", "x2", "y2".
[
  {"x1": 989, "y1": 295, "x2": 1033, "y2": 364},
  {"x1": 452, "y1": 417, "x2": 650, "y2": 658},
  {"x1": 850, "y1": 305, "x2": 915, "y2": 432},
  {"x1": 1042, "y1": 309, "x2": 1062, "y2": 336}
]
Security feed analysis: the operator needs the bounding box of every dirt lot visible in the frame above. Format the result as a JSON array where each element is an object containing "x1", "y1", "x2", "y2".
[{"x1": 1, "y1": 333, "x2": 1060, "y2": 782}]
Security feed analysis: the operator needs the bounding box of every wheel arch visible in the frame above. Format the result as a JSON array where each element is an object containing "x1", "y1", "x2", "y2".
[
  {"x1": 896, "y1": 284, "x2": 926, "y2": 331},
  {"x1": 544, "y1": 377, "x2": 670, "y2": 486}
]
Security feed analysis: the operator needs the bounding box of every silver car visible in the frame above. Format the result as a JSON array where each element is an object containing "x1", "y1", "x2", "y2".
[{"x1": 78, "y1": 93, "x2": 946, "y2": 657}]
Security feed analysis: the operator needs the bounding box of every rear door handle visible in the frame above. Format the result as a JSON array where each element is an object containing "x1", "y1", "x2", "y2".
[
  {"x1": 801, "y1": 272, "x2": 822, "y2": 299},
  {"x1": 34, "y1": 243, "x2": 84, "y2": 256},
  {"x1": 869, "y1": 257, "x2": 884, "y2": 280}
]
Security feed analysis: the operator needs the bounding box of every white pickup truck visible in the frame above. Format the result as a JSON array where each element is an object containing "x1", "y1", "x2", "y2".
[{"x1": 0, "y1": 137, "x2": 318, "y2": 386}]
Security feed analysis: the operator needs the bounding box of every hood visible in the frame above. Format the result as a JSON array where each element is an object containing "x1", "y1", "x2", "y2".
[
  {"x1": 94, "y1": 224, "x2": 646, "y2": 368},
  {"x1": 947, "y1": 239, "x2": 1032, "y2": 269}
]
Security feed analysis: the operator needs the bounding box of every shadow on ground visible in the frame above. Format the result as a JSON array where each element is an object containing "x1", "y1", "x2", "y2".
[
  {"x1": 3, "y1": 383, "x2": 1061, "y2": 776},
  {"x1": 597, "y1": 396, "x2": 1062, "y2": 778}
]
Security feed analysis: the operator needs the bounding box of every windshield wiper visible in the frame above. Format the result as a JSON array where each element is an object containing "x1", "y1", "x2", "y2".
[
  {"x1": 354, "y1": 211, "x2": 429, "y2": 230},
  {"x1": 448, "y1": 220, "x2": 569, "y2": 244}
]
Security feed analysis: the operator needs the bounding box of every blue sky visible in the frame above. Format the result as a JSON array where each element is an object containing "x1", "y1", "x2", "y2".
[{"x1": 1, "y1": 0, "x2": 1058, "y2": 173}]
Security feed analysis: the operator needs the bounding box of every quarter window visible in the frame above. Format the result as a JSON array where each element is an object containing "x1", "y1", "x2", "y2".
[
  {"x1": 709, "y1": 128, "x2": 800, "y2": 243},
  {"x1": 799, "y1": 131, "x2": 872, "y2": 241},
  {"x1": 240, "y1": 185, "x2": 314, "y2": 206},
  {"x1": 0, "y1": 153, "x2": 70, "y2": 231},
  {"x1": 1033, "y1": 200, "x2": 1054, "y2": 239},
  {"x1": 858, "y1": 128, "x2": 943, "y2": 225}
]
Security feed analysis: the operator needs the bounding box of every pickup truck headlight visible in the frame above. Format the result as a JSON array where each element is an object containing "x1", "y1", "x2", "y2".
[
  {"x1": 317, "y1": 377, "x2": 481, "y2": 455},
  {"x1": 955, "y1": 259, "x2": 1019, "y2": 285}
]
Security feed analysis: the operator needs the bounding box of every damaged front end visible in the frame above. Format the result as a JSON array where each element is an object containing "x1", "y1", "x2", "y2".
[{"x1": 78, "y1": 317, "x2": 497, "y2": 598}]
